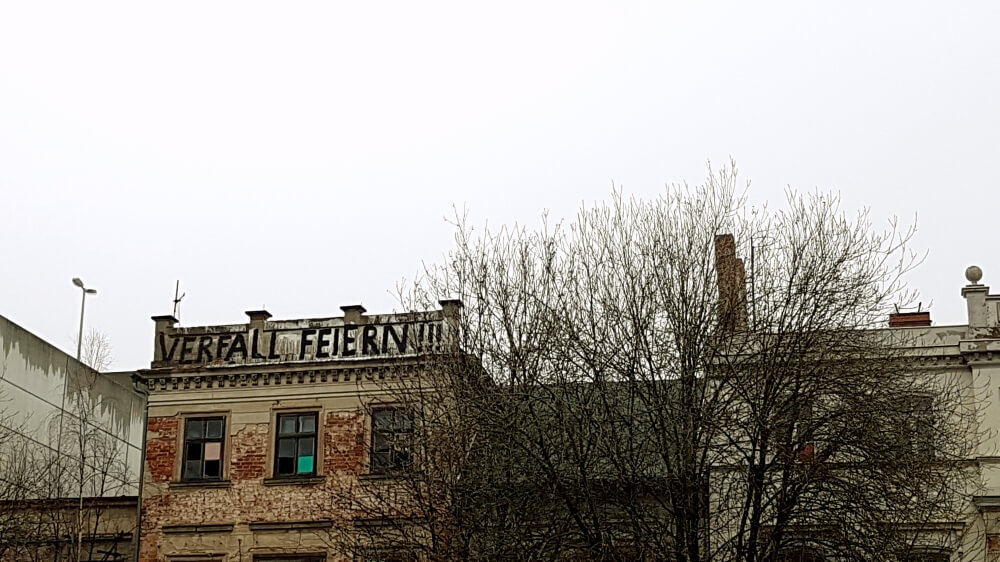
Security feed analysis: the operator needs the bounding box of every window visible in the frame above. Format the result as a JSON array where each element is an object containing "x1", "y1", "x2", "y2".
[
  {"x1": 771, "y1": 398, "x2": 820, "y2": 463},
  {"x1": 275, "y1": 413, "x2": 318, "y2": 477},
  {"x1": 183, "y1": 417, "x2": 225, "y2": 481},
  {"x1": 370, "y1": 408, "x2": 413, "y2": 474},
  {"x1": 775, "y1": 545, "x2": 824, "y2": 562},
  {"x1": 901, "y1": 394, "x2": 935, "y2": 457}
]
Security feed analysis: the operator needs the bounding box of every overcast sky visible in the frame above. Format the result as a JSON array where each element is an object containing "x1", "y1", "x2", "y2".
[{"x1": 2, "y1": 1, "x2": 998, "y2": 371}]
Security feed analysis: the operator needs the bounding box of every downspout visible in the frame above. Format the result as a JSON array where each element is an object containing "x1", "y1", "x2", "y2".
[{"x1": 131, "y1": 373, "x2": 150, "y2": 562}]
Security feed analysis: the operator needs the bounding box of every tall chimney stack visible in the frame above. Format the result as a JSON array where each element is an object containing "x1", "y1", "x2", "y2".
[{"x1": 715, "y1": 234, "x2": 748, "y2": 332}]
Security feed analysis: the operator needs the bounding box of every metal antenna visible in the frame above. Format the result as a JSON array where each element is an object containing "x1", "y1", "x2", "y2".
[
  {"x1": 173, "y1": 280, "x2": 186, "y2": 321},
  {"x1": 750, "y1": 235, "x2": 756, "y2": 331}
]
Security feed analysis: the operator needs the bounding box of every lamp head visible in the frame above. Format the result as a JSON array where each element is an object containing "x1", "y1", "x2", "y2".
[
  {"x1": 85, "y1": 288, "x2": 97, "y2": 295},
  {"x1": 72, "y1": 278, "x2": 84, "y2": 288}
]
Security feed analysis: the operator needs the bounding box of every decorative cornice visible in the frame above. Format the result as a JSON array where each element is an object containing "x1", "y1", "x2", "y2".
[
  {"x1": 973, "y1": 496, "x2": 1000, "y2": 512},
  {"x1": 911, "y1": 354, "x2": 967, "y2": 368},
  {"x1": 141, "y1": 361, "x2": 428, "y2": 393},
  {"x1": 960, "y1": 350, "x2": 1000, "y2": 365}
]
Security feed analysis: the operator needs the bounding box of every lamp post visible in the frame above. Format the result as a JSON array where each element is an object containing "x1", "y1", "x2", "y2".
[{"x1": 72, "y1": 277, "x2": 97, "y2": 361}]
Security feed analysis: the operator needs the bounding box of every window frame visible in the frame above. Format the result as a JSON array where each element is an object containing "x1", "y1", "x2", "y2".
[
  {"x1": 273, "y1": 411, "x2": 320, "y2": 479},
  {"x1": 181, "y1": 415, "x2": 227, "y2": 482},
  {"x1": 369, "y1": 406, "x2": 414, "y2": 475},
  {"x1": 900, "y1": 392, "x2": 936, "y2": 458},
  {"x1": 252, "y1": 555, "x2": 326, "y2": 562}
]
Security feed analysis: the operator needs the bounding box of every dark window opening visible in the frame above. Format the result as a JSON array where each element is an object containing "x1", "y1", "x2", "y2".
[
  {"x1": 371, "y1": 407, "x2": 413, "y2": 474},
  {"x1": 775, "y1": 545, "x2": 824, "y2": 562},
  {"x1": 275, "y1": 412, "x2": 318, "y2": 477},
  {"x1": 771, "y1": 398, "x2": 818, "y2": 462},
  {"x1": 902, "y1": 394, "x2": 936, "y2": 458},
  {"x1": 182, "y1": 417, "x2": 225, "y2": 481}
]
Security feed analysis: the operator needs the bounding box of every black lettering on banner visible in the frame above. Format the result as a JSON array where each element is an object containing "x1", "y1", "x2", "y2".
[
  {"x1": 196, "y1": 336, "x2": 214, "y2": 362},
  {"x1": 382, "y1": 324, "x2": 408, "y2": 354},
  {"x1": 332, "y1": 328, "x2": 340, "y2": 357},
  {"x1": 316, "y1": 328, "x2": 332, "y2": 358},
  {"x1": 159, "y1": 333, "x2": 179, "y2": 361},
  {"x1": 300, "y1": 329, "x2": 316, "y2": 360},
  {"x1": 417, "y1": 324, "x2": 425, "y2": 351},
  {"x1": 216, "y1": 334, "x2": 232, "y2": 360},
  {"x1": 179, "y1": 336, "x2": 197, "y2": 364},
  {"x1": 362, "y1": 325, "x2": 379, "y2": 355},
  {"x1": 227, "y1": 334, "x2": 248, "y2": 361},
  {"x1": 267, "y1": 331, "x2": 280, "y2": 359},
  {"x1": 343, "y1": 326, "x2": 357, "y2": 356},
  {"x1": 251, "y1": 329, "x2": 265, "y2": 359}
]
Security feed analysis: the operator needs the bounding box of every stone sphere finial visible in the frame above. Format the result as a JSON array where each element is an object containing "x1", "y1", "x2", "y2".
[{"x1": 966, "y1": 265, "x2": 983, "y2": 284}]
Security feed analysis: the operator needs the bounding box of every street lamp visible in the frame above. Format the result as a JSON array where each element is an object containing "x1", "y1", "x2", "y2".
[{"x1": 72, "y1": 277, "x2": 97, "y2": 362}]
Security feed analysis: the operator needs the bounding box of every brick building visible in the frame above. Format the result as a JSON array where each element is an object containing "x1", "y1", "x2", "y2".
[{"x1": 136, "y1": 302, "x2": 461, "y2": 562}]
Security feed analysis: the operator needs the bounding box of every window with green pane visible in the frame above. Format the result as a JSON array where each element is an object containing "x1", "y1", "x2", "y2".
[
  {"x1": 370, "y1": 407, "x2": 413, "y2": 474},
  {"x1": 275, "y1": 413, "x2": 318, "y2": 477},
  {"x1": 182, "y1": 417, "x2": 225, "y2": 481}
]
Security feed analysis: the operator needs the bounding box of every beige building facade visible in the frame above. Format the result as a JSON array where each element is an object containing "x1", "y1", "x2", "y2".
[{"x1": 916, "y1": 267, "x2": 1000, "y2": 560}]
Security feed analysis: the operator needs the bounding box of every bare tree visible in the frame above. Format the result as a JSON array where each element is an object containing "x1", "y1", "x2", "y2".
[
  {"x1": 73, "y1": 328, "x2": 114, "y2": 372},
  {"x1": 58, "y1": 388, "x2": 134, "y2": 562},
  {"x1": 0, "y1": 340, "x2": 133, "y2": 561},
  {"x1": 323, "y1": 163, "x2": 980, "y2": 561}
]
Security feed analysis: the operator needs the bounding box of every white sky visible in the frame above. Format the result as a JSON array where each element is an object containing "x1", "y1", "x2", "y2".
[{"x1": 2, "y1": 1, "x2": 998, "y2": 371}]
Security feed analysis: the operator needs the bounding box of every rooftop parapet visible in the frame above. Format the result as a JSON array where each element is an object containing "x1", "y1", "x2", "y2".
[{"x1": 149, "y1": 300, "x2": 462, "y2": 369}]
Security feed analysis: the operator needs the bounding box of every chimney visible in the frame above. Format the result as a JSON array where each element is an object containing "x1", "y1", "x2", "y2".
[
  {"x1": 888, "y1": 311, "x2": 931, "y2": 328},
  {"x1": 151, "y1": 315, "x2": 178, "y2": 363},
  {"x1": 340, "y1": 305, "x2": 367, "y2": 324},
  {"x1": 245, "y1": 309, "x2": 272, "y2": 330},
  {"x1": 439, "y1": 299, "x2": 463, "y2": 352},
  {"x1": 715, "y1": 234, "x2": 748, "y2": 332}
]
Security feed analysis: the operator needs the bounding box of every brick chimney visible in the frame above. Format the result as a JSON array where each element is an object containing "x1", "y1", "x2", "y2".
[
  {"x1": 715, "y1": 234, "x2": 748, "y2": 332},
  {"x1": 888, "y1": 311, "x2": 931, "y2": 328}
]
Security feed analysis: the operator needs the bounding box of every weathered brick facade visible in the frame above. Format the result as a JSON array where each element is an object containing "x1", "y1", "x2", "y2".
[{"x1": 138, "y1": 303, "x2": 460, "y2": 562}]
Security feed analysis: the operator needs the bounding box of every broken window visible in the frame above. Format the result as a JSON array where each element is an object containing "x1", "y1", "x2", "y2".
[
  {"x1": 370, "y1": 407, "x2": 413, "y2": 474},
  {"x1": 275, "y1": 412, "x2": 318, "y2": 477},
  {"x1": 182, "y1": 417, "x2": 225, "y2": 481}
]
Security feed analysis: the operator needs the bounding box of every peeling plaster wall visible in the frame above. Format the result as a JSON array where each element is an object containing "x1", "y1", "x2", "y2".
[{"x1": 0, "y1": 314, "x2": 145, "y2": 495}]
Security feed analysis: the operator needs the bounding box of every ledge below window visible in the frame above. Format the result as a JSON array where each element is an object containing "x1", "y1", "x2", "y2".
[
  {"x1": 163, "y1": 523, "x2": 235, "y2": 534},
  {"x1": 358, "y1": 472, "x2": 406, "y2": 482},
  {"x1": 249, "y1": 519, "x2": 333, "y2": 531},
  {"x1": 171, "y1": 480, "x2": 232, "y2": 490},
  {"x1": 262, "y1": 476, "x2": 325, "y2": 486}
]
